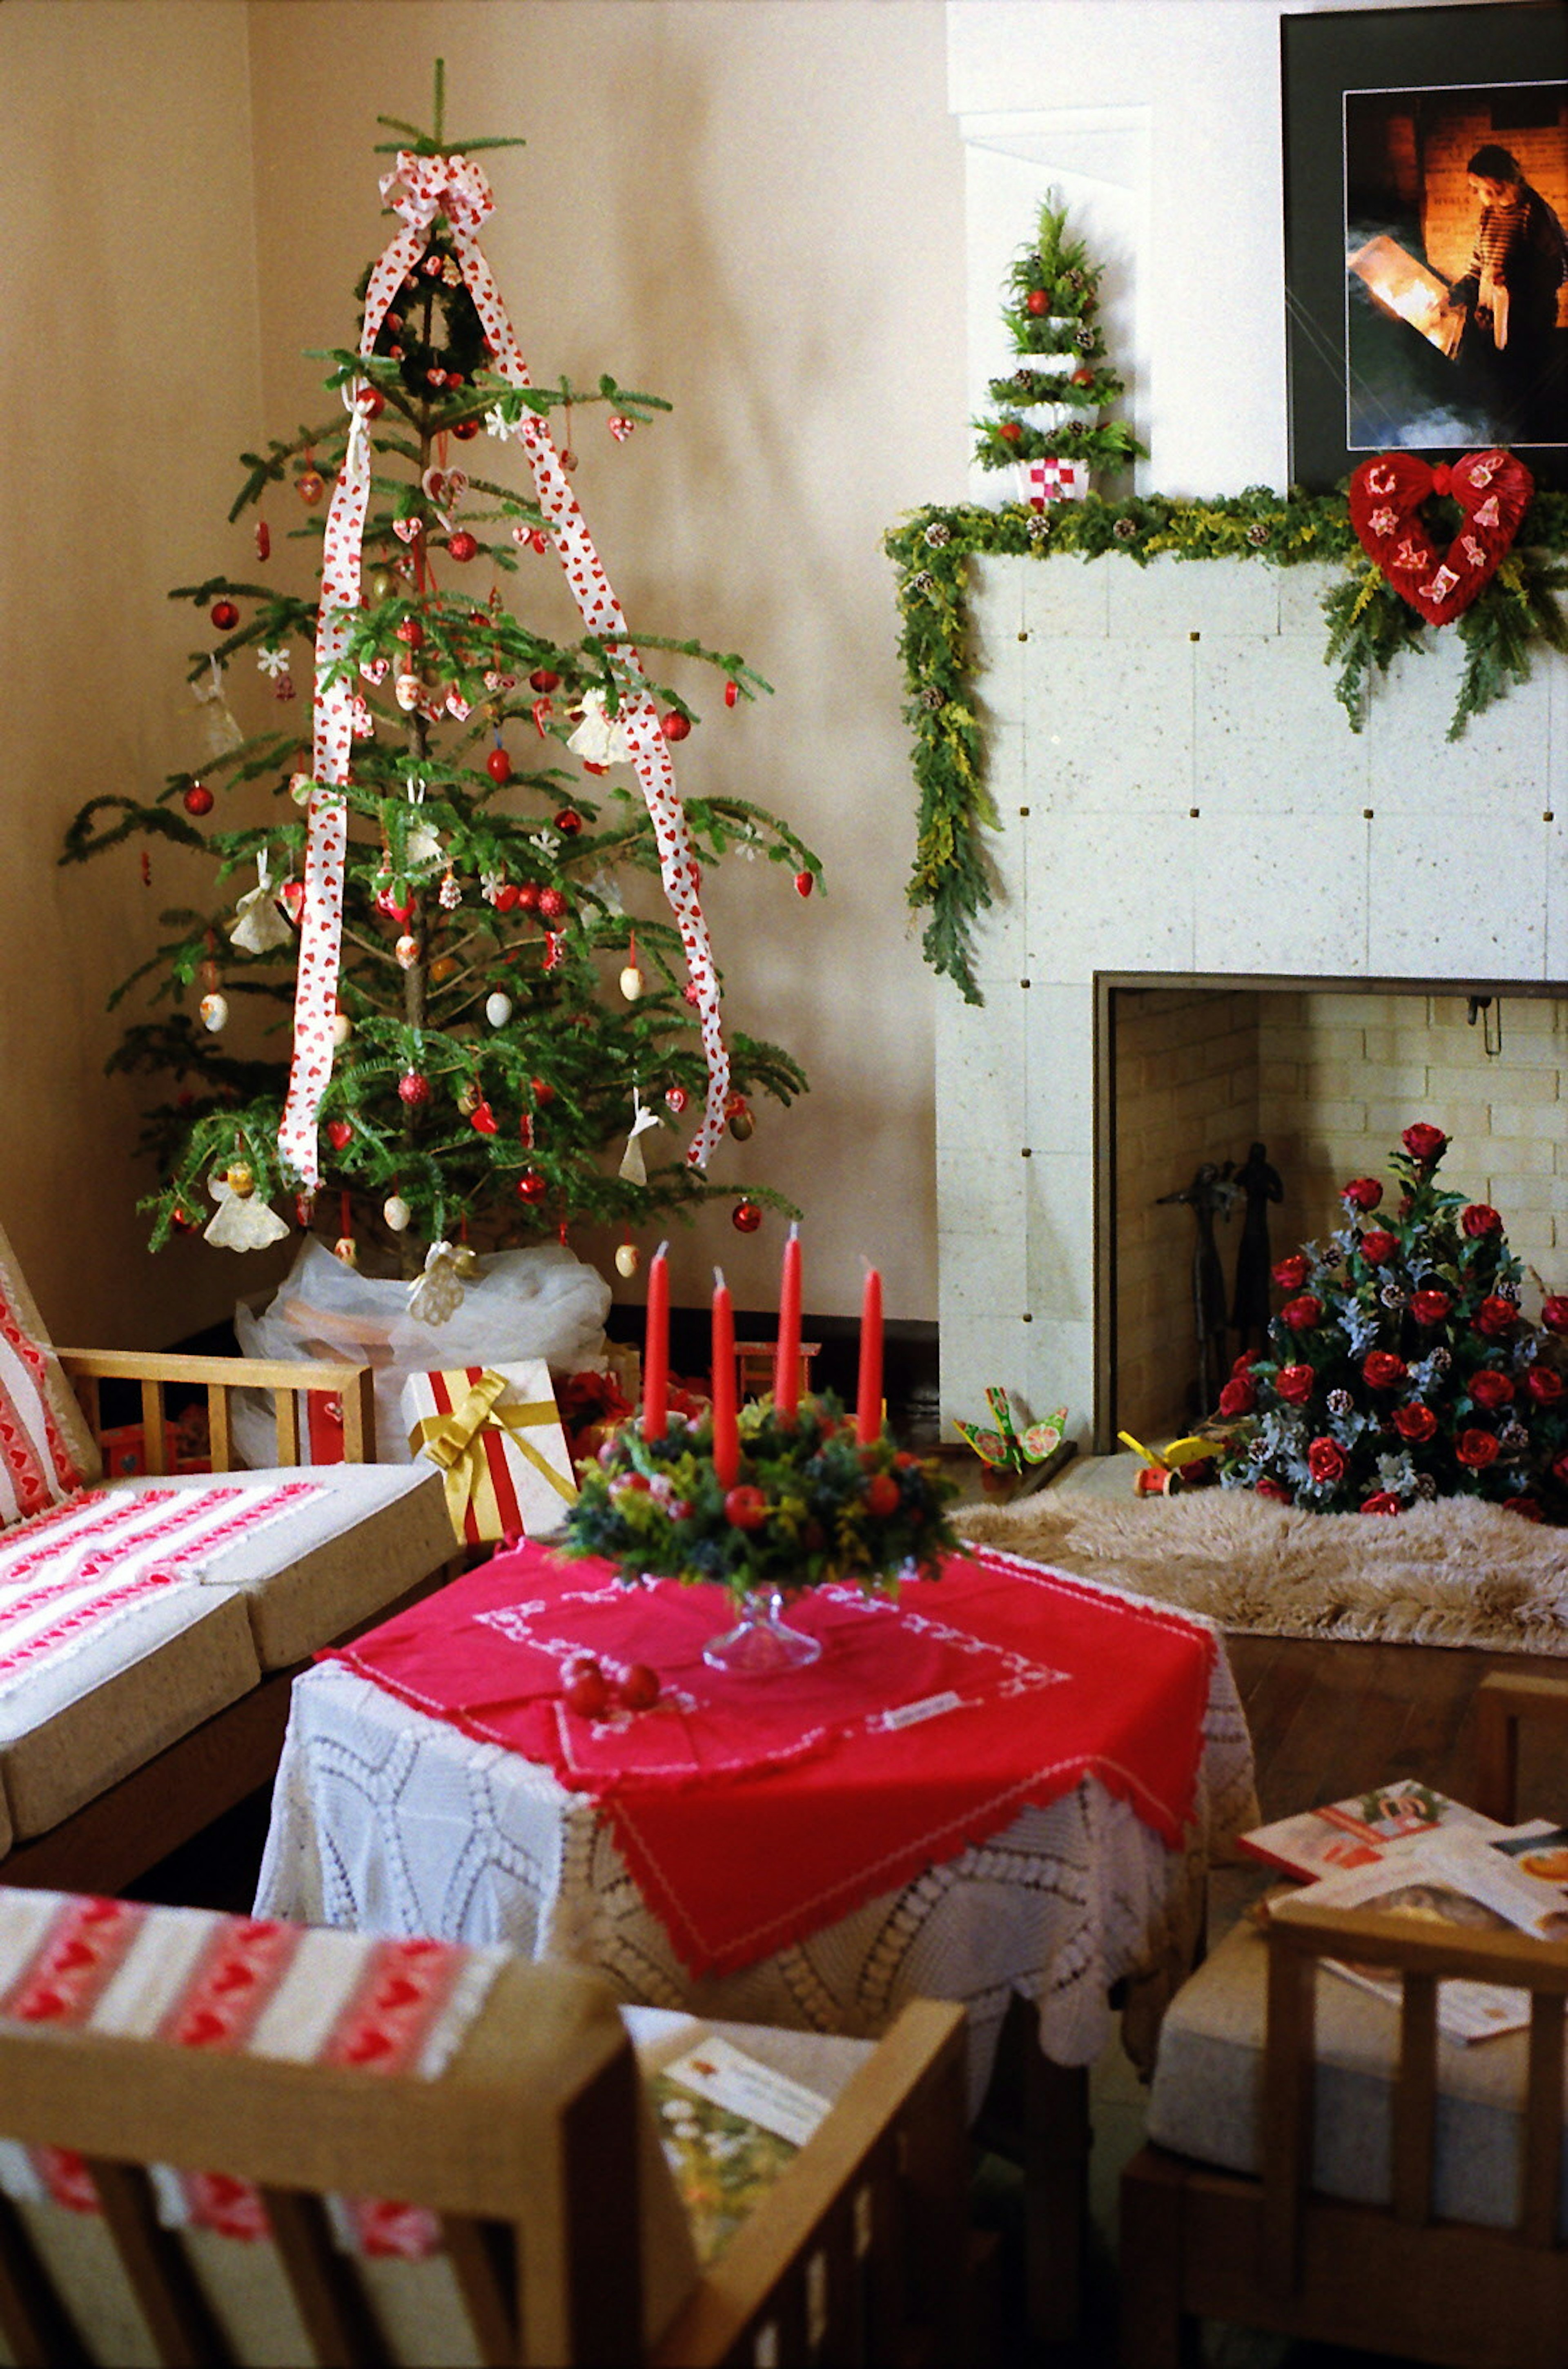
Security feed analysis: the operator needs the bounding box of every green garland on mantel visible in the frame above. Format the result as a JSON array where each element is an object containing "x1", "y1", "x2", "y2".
[{"x1": 887, "y1": 487, "x2": 1568, "y2": 1005}]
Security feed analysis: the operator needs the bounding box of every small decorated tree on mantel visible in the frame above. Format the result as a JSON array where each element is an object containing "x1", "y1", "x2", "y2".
[
  {"x1": 60, "y1": 67, "x2": 819, "y2": 1284},
  {"x1": 973, "y1": 192, "x2": 1145, "y2": 504},
  {"x1": 1216, "y1": 1122, "x2": 1568, "y2": 1520}
]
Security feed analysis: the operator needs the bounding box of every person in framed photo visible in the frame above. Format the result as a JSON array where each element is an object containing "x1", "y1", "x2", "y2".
[{"x1": 1447, "y1": 143, "x2": 1568, "y2": 441}]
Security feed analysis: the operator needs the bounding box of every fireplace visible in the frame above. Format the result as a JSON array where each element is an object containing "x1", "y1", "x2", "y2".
[
  {"x1": 933, "y1": 553, "x2": 1568, "y2": 1455},
  {"x1": 1100, "y1": 974, "x2": 1568, "y2": 1452}
]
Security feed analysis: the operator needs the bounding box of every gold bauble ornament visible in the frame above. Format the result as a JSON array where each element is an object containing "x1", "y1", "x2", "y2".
[{"x1": 614, "y1": 1241, "x2": 640, "y2": 1278}]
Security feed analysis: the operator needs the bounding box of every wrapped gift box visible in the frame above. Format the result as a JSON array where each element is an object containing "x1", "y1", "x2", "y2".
[{"x1": 401, "y1": 1362, "x2": 578, "y2": 1545}]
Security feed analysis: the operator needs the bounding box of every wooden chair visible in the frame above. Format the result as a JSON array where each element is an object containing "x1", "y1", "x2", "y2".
[
  {"x1": 1120, "y1": 1669, "x2": 1568, "y2": 2369},
  {"x1": 0, "y1": 1892, "x2": 969, "y2": 2368}
]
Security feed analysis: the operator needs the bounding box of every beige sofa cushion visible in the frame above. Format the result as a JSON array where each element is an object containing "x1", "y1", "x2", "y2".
[
  {"x1": 0, "y1": 1586, "x2": 258, "y2": 1839},
  {"x1": 1145, "y1": 1912, "x2": 1566, "y2": 2232},
  {"x1": 103, "y1": 1465, "x2": 453, "y2": 1668}
]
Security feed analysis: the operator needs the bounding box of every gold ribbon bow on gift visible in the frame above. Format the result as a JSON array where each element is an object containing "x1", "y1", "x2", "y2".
[{"x1": 409, "y1": 1368, "x2": 579, "y2": 1543}]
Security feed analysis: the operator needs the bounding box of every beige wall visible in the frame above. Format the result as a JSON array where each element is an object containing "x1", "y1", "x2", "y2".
[
  {"x1": 5, "y1": 0, "x2": 962, "y2": 1348},
  {"x1": 0, "y1": 2, "x2": 264, "y2": 1345}
]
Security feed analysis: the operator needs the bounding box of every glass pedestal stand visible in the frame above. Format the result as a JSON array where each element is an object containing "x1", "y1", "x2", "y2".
[{"x1": 703, "y1": 1588, "x2": 822, "y2": 1675}]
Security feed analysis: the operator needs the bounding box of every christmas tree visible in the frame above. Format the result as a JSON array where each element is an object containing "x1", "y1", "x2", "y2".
[
  {"x1": 61, "y1": 70, "x2": 817, "y2": 1279},
  {"x1": 974, "y1": 193, "x2": 1145, "y2": 489},
  {"x1": 1216, "y1": 1122, "x2": 1568, "y2": 1519}
]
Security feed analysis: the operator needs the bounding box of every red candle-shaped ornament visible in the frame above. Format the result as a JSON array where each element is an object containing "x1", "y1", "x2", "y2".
[
  {"x1": 643, "y1": 1241, "x2": 670, "y2": 1440},
  {"x1": 711, "y1": 1268, "x2": 740, "y2": 1488},
  {"x1": 774, "y1": 1222, "x2": 802, "y2": 1420},
  {"x1": 856, "y1": 1263, "x2": 884, "y2": 1444}
]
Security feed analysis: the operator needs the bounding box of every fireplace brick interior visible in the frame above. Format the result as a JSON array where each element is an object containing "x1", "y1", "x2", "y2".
[{"x1": 1113, "y1": 984, "x2": 1568, "y2": 1445}]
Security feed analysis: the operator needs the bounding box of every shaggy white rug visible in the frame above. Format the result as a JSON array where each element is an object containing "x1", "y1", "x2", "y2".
[{"x1": 956, "y1": 1489, "x2": 1568, "y2": 1654}]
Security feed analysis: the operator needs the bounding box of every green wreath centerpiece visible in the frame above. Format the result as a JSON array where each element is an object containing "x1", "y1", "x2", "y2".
[{"x1": 560, "y1": 1396, "x2": 960, "y2": 1602}]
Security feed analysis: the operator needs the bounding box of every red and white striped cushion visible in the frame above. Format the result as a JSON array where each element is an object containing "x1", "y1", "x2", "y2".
[{"x1": 0, "y1": 1224, "x2": 97, "y2": 1528}]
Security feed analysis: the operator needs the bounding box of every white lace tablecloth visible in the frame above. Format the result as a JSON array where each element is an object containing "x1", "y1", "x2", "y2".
[{"x1": 256, "y1": 1628, "x2": 1256, "y2": 2108}]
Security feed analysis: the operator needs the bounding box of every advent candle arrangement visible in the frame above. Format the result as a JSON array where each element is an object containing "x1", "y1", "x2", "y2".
[{"x1": 571, "y1": 1231, "x2": 951, "y2": 1610}]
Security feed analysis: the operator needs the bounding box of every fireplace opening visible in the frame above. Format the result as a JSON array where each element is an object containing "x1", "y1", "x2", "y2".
[{"x1": 1096, "y1": 975, "x2": 1568, "y2": 1454}]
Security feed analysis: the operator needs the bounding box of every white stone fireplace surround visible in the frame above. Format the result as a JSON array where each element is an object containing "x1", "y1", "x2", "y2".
[{"x1": 934, "y1": 554, "x2": 1568, "y2": 1452}]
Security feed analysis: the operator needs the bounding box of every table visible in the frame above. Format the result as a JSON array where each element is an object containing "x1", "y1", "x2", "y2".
[
  {"x1": 255, "y1": 1544, "x2": 1255, "y2": 2341},
  {"x1": 256, "y1": 1547, "x2": 1255, "y2": 2094}
]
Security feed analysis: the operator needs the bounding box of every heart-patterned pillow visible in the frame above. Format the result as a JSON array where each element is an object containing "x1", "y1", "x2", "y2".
[{"x1": 1348, "y1": 448, "x2": 1534, "y2": 625}]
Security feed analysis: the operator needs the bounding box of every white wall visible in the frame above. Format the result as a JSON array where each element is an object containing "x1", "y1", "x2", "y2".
[{"x1": 949, "y1": 0, "x2": 1468, "y2": 498}]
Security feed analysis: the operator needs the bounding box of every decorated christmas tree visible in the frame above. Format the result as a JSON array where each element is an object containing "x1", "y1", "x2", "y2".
[
  {"x1": 61, "y1": 70, "x2": 817, "y2": 1281},
  {"x1": 973, "y1": 192, "x2": 1145, "y2": 494},
  {"x1": 1216, "y1": 1122, "x2": 1568, "y2": 1519}
]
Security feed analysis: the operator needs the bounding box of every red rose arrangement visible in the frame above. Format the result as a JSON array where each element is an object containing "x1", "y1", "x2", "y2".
[{"x1": 1218, "y1": 1123, "x2": 1568, "y2": 1518}]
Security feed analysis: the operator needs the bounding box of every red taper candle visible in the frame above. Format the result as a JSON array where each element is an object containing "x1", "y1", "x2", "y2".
[
  {"x1": 641, "y1": 1240, "x2": 669, "y2": 1439},
  {"x1": 855, "y1": 1261, "x2": 883, "y2": 1444},
  {"x1": 774, "y1": 1221, "x2": 802, "y2": 1419},
  {"x1": 711, "y1": 1267, "x2": 739, "y2": 1487}
]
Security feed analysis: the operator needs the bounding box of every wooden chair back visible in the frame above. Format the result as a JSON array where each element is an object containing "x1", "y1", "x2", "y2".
[
  {"x1": 1260, "y1": 1897, "x2": 1568, "y2": 2282},
  {"x1": 56, "y1": 1348, "x2": 379, "y2": 1470},
  {"x1": 0, "y1": 1930, "x2": 968, "y2": 2369}
]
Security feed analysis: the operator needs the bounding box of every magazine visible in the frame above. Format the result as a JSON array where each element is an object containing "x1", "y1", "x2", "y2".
[
  {"x1": 648, "y1": 2037, "x2": 832, "y2": 2266},
  {"x1": 1238, "y1": 1778, "x2": 1507, "y2": 1881},
  {"x1": 1269, "y1": 1827, "x2": 1568, "y2": 2043}
]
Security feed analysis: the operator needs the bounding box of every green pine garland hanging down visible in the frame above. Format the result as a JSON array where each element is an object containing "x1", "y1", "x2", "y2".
[{"x1": 887, "y1": 488, "x2": 1568, "y2": 1005}]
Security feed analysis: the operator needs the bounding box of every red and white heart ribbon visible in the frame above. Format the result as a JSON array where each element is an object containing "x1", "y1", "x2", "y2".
[{"x1": 281, "y1": 149, "x2": 731, "y2": 1187}]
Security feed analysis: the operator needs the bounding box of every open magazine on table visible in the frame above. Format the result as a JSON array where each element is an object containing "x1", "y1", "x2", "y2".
[
  {"x1": 1238, "y1": 1778, "x2": 1510, "y2": 1880},
  {"x1": 1268, "y1": 1823, "x2": 1568, "y2": 2043}
]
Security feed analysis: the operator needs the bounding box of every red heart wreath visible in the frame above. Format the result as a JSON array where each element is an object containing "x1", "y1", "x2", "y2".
[{"x1": 1347, "y1": 448, "x2": 1533, "y2": 626}]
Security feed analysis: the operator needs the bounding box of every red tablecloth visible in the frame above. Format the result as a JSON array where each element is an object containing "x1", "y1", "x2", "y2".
[{"x1": 329, "y1": 1542, "x2": 1216, "y2": 1977}]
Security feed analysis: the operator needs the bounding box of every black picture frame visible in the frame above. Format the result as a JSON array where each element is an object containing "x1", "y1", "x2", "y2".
[{"x1": 1283, "y1": 2, "x2": 1568, "y2": 491}]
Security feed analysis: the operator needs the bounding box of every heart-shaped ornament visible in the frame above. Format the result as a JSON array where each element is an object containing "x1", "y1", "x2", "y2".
[{"x1": 1348, "y1": 448, "x2": 1533, "y2": 626}]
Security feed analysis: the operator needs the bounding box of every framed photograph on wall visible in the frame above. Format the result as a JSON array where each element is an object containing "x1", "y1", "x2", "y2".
[{"x1": 1283, "y1": 3, "x2": 1568, "y2": 492}]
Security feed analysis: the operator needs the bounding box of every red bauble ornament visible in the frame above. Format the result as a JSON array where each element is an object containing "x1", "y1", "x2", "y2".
[
  {"x1": 536, "y1": 886, "x2": 567, "y2": 921},
  {"x1": 1026, "y1": 289, "x2": 1050, "y2": 316},
  {"x1": 682, "y1": 983, "x2": 701, "y2": 1007},
  {"x1": 517, "y1": 1169, "x2": 548, "y2": 1203},
  {"x1": 731, "y1": 1199, "x2": 763, "y2": 1234},
  {"x1": 210, "y1": 599, "x2": 239, "y2": 631},
  {"x1": 564, "y1": 1665, "x2": 610, "y2": 1719},
  {"x1": 394, "y1": 617, "x2": 424, "y2": 647},
  {"x1": 494, "y1": 883, "x2": 521, "y2": 914},
  {"x1": 553, "y1": 808, "x2": 582, "y2": 836},
  {"x1": 665, "y1": 1084, "x2": 688, "y2": 1115},
  {"x1": 470, "y1": 1100, "x2": 498, "y2": 1135},
  {"x1": 998, "y1": 421, "x2": 1022, "y2": 445},
  {"x1": 452, "y1": 416, "x2": 480, "y2": 441},
  {"x1": 296, "y1": 469, "x2": 325, "y2": 506},
  {"x1": 724, "y1": 679, "x2": 740, "y2": 708},
  {"x1": 660, "y1": 710, "x2": 691, "y2": 742},
  {"x1": 1071, "y1": 366, "x2": 1096, "y2": 388},
  {"x1": 447, "y1": 530, "x2": 479, "y2": 563},
  {"x1": 486, "y1": 747, "x2": 512, "y2": 783},
  {"x1": 794, "y1": 870, "x2": 814, "y2": 898},
  {"x1": 357, "y1": 386, "x2": 385, "y2": 419},
  {"x1": 723, "y1": 1485, "x2": 768, "y2": 1529},
  {"x1": 397, "y1": 1071, "x2": 430, "y2": 1107},
  {"x1": 182, "y1": 782, "x2": 214, "y2": 817},
  {"x1": 529, "y1": 669, "x2": 561, "y2": 694},
  {"x1": 515, "y1": 883, "x2": 539, "y2": 911},
  {"x1": 620, "y1": 1663, "x2": 661, "y2": 1712},
  {"x1": 374, "y1": 885, "x2": 415, "y2": 925}
]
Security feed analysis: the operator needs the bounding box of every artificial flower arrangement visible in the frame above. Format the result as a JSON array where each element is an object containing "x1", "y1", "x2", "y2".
[
  {"x1": 560, "y1": 1395, "x2": 960, "y2": 1601},
  {"x1": 1216, "y1": 1122, "x2": 1568, "y2": 1519}
]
